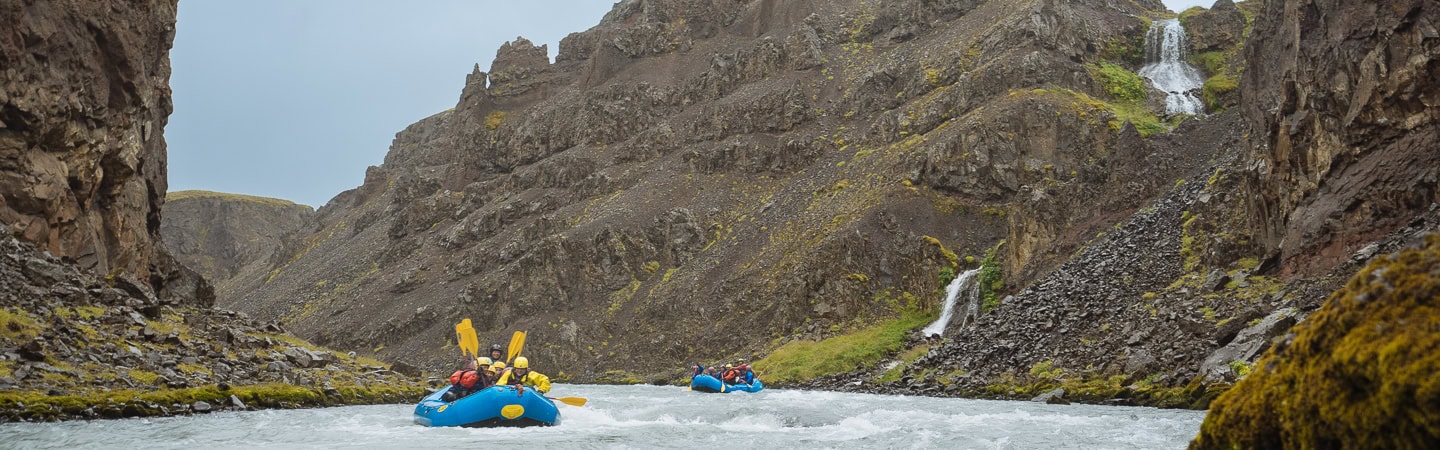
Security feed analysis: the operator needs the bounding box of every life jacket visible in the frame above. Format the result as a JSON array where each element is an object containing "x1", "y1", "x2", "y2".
[
  {"x1": 450, "y1": 369, "x2": 482, "y2": 389},
  {"x1": 723, "y1": 369, "x2": 739, "y2": 383}
]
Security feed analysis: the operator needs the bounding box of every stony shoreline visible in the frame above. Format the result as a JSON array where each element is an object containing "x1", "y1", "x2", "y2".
[{"x1": 0, "y1": 229, "x2": 431, "y2": 423}]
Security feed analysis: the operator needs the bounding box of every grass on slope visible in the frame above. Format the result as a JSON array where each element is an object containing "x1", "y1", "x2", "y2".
[
  {"x1": 754, "y1": 309, "x2": 936, "y2": 383},
  {"x1": 167, "y1": 190, "x2": 309, "y2": 209}
]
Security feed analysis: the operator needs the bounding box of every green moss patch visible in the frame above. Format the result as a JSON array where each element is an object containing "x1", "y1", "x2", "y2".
[
  {"x1": 1, "y1": 308, "x2": 42, "y2": 342},
  {"x1": 0, "y1": 382, "x2": 427, "y2": 421},
  {"x1": 1201, "y1": 73, "x2": 1238, "y2": 111},
  {"x1": 1193, "y1": 235, "x2": 1440, "y2": 448},
  {"x1": 1089, "y1": 63, "x2": 1148, "y2": 104},
  {"x1": 167, "y1": 190, "x2": 306, "y2": 209},
  {"x1": 755, "y1": 309, "x2": 936, "y2": 383}
]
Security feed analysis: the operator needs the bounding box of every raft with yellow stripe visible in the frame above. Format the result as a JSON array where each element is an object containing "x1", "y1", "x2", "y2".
[{"x1": 413, "y1": 384, "x2": 560, "y2": 427}]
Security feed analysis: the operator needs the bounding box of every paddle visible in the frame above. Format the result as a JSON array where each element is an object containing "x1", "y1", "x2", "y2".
[
  {"x1": 547, "y1": 396, "x2": 588, "y2": 407},
  {"x1": 506, "y1": 330, "x2": 526, "y2": 364},
  {"x1": 455, "y1": 319, "x2": 478, "y2": 358}
]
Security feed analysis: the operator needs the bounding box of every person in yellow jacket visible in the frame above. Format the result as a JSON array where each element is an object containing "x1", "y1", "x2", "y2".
[{"x1": 497, "y1": 356, "x2": 551, "y2": 394}]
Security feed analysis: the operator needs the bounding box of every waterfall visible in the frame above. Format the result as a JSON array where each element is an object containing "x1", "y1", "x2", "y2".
[
  {"x1": 1138, "y1": 18, "x2": 1206, "y2": 115},
  {"x1": 922, "y1": 268, "x2": 981, "y2": 337}
]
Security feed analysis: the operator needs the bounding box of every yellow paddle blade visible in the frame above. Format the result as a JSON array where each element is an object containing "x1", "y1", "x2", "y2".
[
  {"x1": 506, "y1": 330, "x2": 526, "y2": 363},
  {"x1": 552, "y1": 397, "x2": 587, "y2": 407},
  {"x1": 455, "y1": 319, "x2": 478, "y2": 358}
]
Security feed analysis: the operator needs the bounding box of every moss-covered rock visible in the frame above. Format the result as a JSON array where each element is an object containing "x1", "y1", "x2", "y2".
[{"x1": 1191, "y1": 235, "x2": 1440, "y2": 449}]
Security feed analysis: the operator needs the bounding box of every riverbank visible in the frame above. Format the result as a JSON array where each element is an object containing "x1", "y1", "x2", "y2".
[{"x1": 0, "y1": 231, "x2": 429, "y2": 423}]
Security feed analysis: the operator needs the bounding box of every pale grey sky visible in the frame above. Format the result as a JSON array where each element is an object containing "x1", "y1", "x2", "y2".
[
  {"x1": 168, "y1": 1, "x2": 616, "y2": 207},
  {"x1": 1163, "y1": 0, "x2": 1219, "y2": 11},
  {"x1": 168, "y1": 0, "x2": 1226, "y2": 208}
]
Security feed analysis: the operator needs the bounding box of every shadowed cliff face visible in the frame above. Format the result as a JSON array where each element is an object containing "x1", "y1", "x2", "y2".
[
  {"x1": 160, "y1": 191, "x2": 313, "y2": 299},
  {"x1": 1241, "y1": 0, "x2": 1439, "y2": 277},
  {"x1": 0, "y1": 0, "x2": 188, "y2": 295},
  {"x1": 1186, "y1": 0, "x2": 1440, "y2": 446},
  {"x1": 219, "y1": 0, "x2": 1218, "y2": 381},
  {"x1": 0, "y1": 2, "x2": 427, "y2": 421}
]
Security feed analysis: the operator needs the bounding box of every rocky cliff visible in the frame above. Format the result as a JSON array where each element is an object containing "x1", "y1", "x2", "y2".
[
  {"x1": 0, "y1": 0, "x2": 423, "y2": 422},
  {"x1": 161, "y1": 190, "x2": 313, "y2": 298},
  {"x1": 1189, "y1": 0, "x2": 1439, "y2": 446},
  {"x1": 218, "y1": 0, "x2": 1265, "y2": 384},
  {"x1": 0, "y1": 0, "x2": 200, "y2": 301},
  {"x1": 856, "y1": 0, "x2": 1437, "y2": 408}
]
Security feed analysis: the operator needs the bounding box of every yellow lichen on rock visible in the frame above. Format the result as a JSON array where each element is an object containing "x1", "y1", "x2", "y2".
[{"x1": 1191, "y1": 235, "x2": 1440, "y2": 449}]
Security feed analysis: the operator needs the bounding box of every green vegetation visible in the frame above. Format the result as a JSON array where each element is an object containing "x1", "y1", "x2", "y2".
[
  {"x1": 1033, "y1": 88, "x2": 1167, "y2": 137},
  {"x1": 877, "y1": 344, "x2": 931, "y2": 384},
  {"x1": 1, "y1": 308, "x2": 41, "y2": 342},
  {"x1": 1028, "y1": 360, "x2": 1064, "y2": 380},
  {"x1": 1194, "y1": 235, "x2": 1440, "y2": 448},
  {"x1": 1202, "y1": 74, "x2": 1239, "y2": 111},
  {"x1": 975, "y1": 369, "x2": 1218, "y2": 409},
  {"x1": 922, "y1": 235, "x2": 959, "y2": 268},
  {"x1": 0, "y1": 382, "x2": 426, "y2": 421},
  {"x1": 166, "y1": 190, "x2": 305, "y2": 208},
  {"x1": 754, "y1": 309, "x2": 937, "y2": 383},
  {"x1": 1090, "y1": 63, "x2": 1148, "y2": 103},
  {"x1": 53, "y1": 306, "x2": 105, "y2": 321},
  {"x1": 485, "y1": 111, "x2": 507, "y2": 130},
  {"x1": 978, "y1": 241, "x2": 1006, "y2": 312}
]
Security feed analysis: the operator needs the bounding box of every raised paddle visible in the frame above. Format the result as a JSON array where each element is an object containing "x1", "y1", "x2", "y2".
[
  {"x1": 547, "y1": 396, "x2": 587, "y2": 407},
  {"x1": 506, "y1": 330, "x2": 526, "y2": 364},
  {"x1": 455, "y1": 319, "x2": 478, "y2": 358}
]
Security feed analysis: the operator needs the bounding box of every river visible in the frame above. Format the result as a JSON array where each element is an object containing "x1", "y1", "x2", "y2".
[{"x1": 1, "y1": 384, "x2": 1202, "y2": 449}]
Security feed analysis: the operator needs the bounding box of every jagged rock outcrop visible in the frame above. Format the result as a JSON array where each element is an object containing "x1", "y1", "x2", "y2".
[
  {"x1": 0, "y1": 0, "x2": 425, "y2": 422},
  {"x1": 0, "y1": 226, "x2": 423, "y2": 422},
  {"x1": 0, "y1": 0, "x2": 194, "y2": 297},
  {"x1": 1240, "y1": 0, "x2": 1439, "y2": 278},
  {"x1": 1180, "y1": 0, "x2": 1247, "y2": 54},
  {"x1": 160, "y1": 190, "x2": 313, "y2": 297},
  {"x1": 224, "y1": 0, "x2": 1200, "y2": 382}
]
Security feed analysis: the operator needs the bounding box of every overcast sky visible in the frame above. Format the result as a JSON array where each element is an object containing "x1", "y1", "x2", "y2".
[
  {"x1": 167, "y1": 1, "x2": 616, "y2": 207},
  {"x1": 167, "y1": 0, "x2": 1221, "y2": 208}
]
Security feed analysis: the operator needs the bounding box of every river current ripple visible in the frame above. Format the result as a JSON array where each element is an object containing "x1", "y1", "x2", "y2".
[{"x1": 1, "y1": 384, "x2": 1202, "y2": 449}]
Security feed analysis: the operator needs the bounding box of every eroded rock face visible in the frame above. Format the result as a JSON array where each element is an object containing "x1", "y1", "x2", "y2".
[
  {"x1": 0, "y1": 0, "x2": 178, "y2": 285},
  {"x1": 226, "y1": 0, "x2": 1195, "y2": 381},
  {"x1": 160, "y1": 191, "x2": 313, "y2": 297},
  {"x1": 1241, "y1": 0, "x2": 1440, "y2": 277}
]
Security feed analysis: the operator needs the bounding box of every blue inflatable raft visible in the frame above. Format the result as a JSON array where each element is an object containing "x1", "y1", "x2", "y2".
[
  {"x1": 690, "y1": 374, "x2": 765, "y2": 393},
  {"x1": 414, "y1": 385, "x2": 560, "y2": 427}
]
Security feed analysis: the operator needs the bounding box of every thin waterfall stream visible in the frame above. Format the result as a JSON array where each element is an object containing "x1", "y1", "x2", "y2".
[
  {"x1": 922, "y1": 268, "x2": 980, "y2": 336},
  {"x1": 1138, "y1": 18, "x2": 1206, "y2": 115}
]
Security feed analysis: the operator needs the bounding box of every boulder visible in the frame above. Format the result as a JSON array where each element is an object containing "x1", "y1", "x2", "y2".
[{"x1": 1031, "y1": 388, "x2": 1069, "y2": 405}]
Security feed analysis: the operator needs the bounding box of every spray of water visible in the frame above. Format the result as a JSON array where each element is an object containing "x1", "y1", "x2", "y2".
[
  {"x1": 922, "y1": 269, "x2": 980, "y2": 336},
  {"x1": 1138, "y1": 19, "x2": 1206, "y2": 115}
]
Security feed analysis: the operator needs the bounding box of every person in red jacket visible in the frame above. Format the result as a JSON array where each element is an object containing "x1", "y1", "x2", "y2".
[
  {"x1": 721, "y1": 364, "x2": 740, "y2": 384},
  {"x1": 442, "y1": 357, "x2": 491, "y2": 401}
]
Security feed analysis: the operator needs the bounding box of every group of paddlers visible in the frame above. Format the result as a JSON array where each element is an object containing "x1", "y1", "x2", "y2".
[
  {"x1": 691, "y1": 361, "x2": 757, "y2": 385},
  {"x1": 443, "y1": 343, "x2": 551, "y2": 401}
]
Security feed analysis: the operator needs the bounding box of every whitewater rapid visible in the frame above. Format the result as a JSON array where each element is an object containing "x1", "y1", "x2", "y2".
[{"x1": 1, "y1": 384, "x2": 1203, "y2": 449}]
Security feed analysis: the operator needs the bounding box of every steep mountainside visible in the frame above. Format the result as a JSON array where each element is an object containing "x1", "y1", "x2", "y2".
[
  {"x1": 161, "y1": 190, "x2": 313, "y2": 298},
  {"x1": 1191, "y1": 0, "x2": 1438, "y2": 446},
  {"x1": 0, "y1": 0, "x2": 423, "y2": 422},
  {"x1": 221, "y1": 0, "x2": 1263, "y2": 382},
  {"x1": 857, "y1": 0, "x2": 1438, "y2": 410}
]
